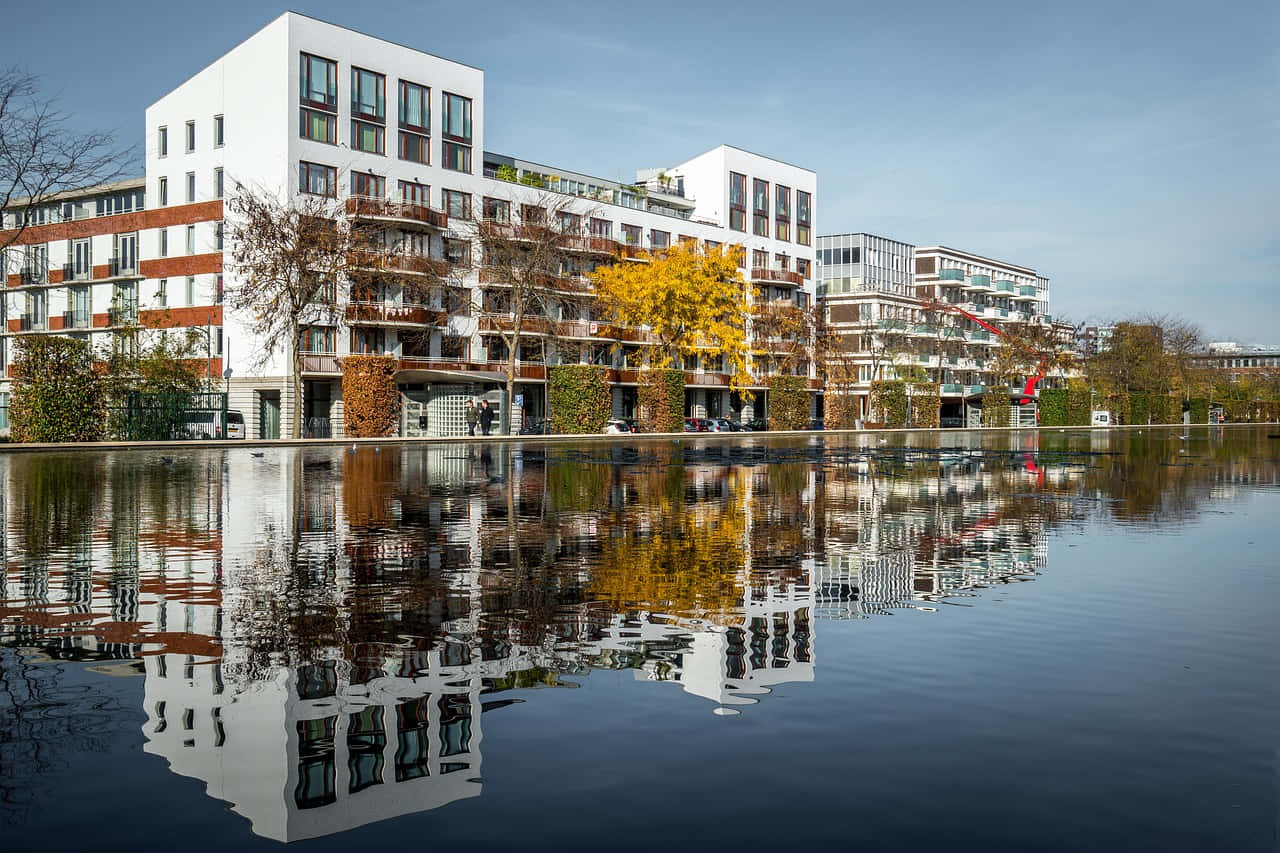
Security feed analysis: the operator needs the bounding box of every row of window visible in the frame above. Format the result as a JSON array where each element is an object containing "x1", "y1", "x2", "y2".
[
  {"x1": 299, "y1": 52, "x2": 473, "y2": 171},
  {"x1": 158, "y1": 116, "x2": 224, "y2": 157},
  {"x1": 728, "y1": 172, "x2": 810, "y2": 244},
  {"x1": 156, "y1": 168, "x2": 224, "y2": 206}
]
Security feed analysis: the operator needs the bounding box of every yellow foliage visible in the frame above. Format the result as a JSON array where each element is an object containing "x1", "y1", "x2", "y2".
[{"x1": 591, "y1": 241, "x2": 751, "y2": 389}]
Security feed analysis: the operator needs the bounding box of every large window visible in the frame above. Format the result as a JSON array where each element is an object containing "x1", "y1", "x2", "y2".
[
  {"x1": 399, "y1": 180, "x2": 429, "y2": 207},
  {"x1": 753, "y1": 179, "x2": 769, "y2": 237},
  {"x1": 443, "y1": 189, "x2": 471, "y2": 220},
  {"x1": 797, "y1": 190, "x2": 811, "y2": 246},
  {"x1": 398, "y1": 80, "x2": 430, "y2": 164},
  {"x1": 621, "y1": 223, "x2": 641, "y2": 245},
  {"x1": 300, "y1": 53, "x2": 338, "y2": 144},
  {"x1": 650, "y1": 229, "x2": 670, "y2": 250},
  {"x1": 213, "y1": 115, "x2": 224, "y2": 147},
  {"x1": 442, "y1": 92, "x2": 472, "y2": 173},
  {"x1": 351, "y1": 67, "x2": 386, "y2": 155},
  {"x1": 483, "y1": 197, "x2": 510, "y2": 223},
  {"x1": 774, "y1": 185, "x2": 791, "y2": 242},
  {"x1": 300, "y1": 161, "x2": 337, "y2": 197},
  {"x1": 729, "y1": 172, "x2": 747, "y2": 232},
  {"x1": 351, "y1": 172, "x2": 384, "y2": 199}
]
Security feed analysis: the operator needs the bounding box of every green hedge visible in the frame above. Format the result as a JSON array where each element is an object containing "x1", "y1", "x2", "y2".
[
  {"x1": 1039, "y1": 388, "x2": 1070, "y2": 426},
  {"x1": 1149, "y1": 395, "x2": 1176, "y2": 424},
  {"x1": 909, "y1": 383, "x2": 940, "y2": 429},
  {"x1": 1129, "y1": 393, "x2": 1150, "y2": 426},
  {"x1": 9, "y1": 337, "x2": 105, "y2": 443},
  {"x1": 826, "y1": 393, "x2": 859, "y2": 429},
  {"x1": 1068, "y1": 387, "x2": 1091, "y2": 425},
  {"x1": 768, "y1": 375, "x2": 810, "y2": 430},
  {"x1": 637, "y1": 368, "x2": 684, "y2": 432},
  {"x1": 870, "y1": 380, "x2": 908, "y2": 428},
  {"x1": 983, "y1": 386, "x2": 1011, "y2": 427},
  {"x1": 1188, "y1": 398, "x2": 1209, "y2": 424},
  {"x1": 549, "y1": 365, "x2": 612, "y2": 434}
]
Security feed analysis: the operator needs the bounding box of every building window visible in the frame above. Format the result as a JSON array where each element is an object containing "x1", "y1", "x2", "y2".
[
  {"x1": 650, "y1": 229, "x2": 670, "y2": 250},
  {"x1": 158, "y1": 126, "x2": 168, "y2": 157},
  {"x1": 215, "y1": 168, "x2": 224, "y2": 199},
  {"x1": 399, "y1": 80, "x2": 429, "y2": 132},
  {"x1": 443, "y1": 189, "x2": 471, "y2": 219},
  {"x1": 159, "y1": 228, "x2": 168, "y2": 257},
  {"x1": 115, "y1": 232, "x2": 138, "y2": 273},
  {"x1": 300, "y1": 161, "x2": 336, "y2": 197},
  {"x1": 589, "y1": 218, "x2": 611, "y2": 239},
  {"x1": 753, "y1": 249, "x2": 768, "y2": 269},
  {"x1": 186, "y1": 225, "x2": 196, "y2": 255},
  {"x1": 213, "y1": 115, "x2": 224, "y2": 147},
  {"x1": 215, "y1": 274, "x2": 224, "y2": 303},
  {"x1": 797, "y1": 258, "x2": 810, "y2": 279},
  {"x1": 729, "y1": 172, "x2": 746, "y2": 232},
  {"x1": 157, "y1": 278, "x2": 167, "y2": 307},
  {"x1": 72, "y1": 238, "x2": 91, "y2": 279},
  {"x1": 186, "y1": 172, "x2": 196, "y2": 203},
  {"x1": 215, "y1": 222, "x2": 224, "y2": 250},
  {"x1": 753, "y1": 179, "x2": 769, "y2": 237},
  {"x1": 399, "y1": 131, "x2": 428, "y2": 164},
  {"x1": 443, "y1": 238, "x2": 470, "y2": 267},
  {"x1": 351, "y1": 172, "x2": 385, "y2": 199},
  {"x1": 796, "y1": 190, "x2": 811, "y2": 245},
  {"x1": 775, "y1": 185, "x2": 790, "y2": 242},
  {"x1": 352, "y1": 120, "x2": 384, "y2": 155},
  {"x1": 300, "y1": 326, "x2": 337, "y2": 353},
  {"x1": 351, "y1": 68, "x2": 385, "y2": 121},
  {"x1": 621, "y1": 224, "x2": 641, "y2": 246},
  {"x1": 185, "y1": 121, "x2": 195, "y2": 152},
  {"x1": 399, "y1": 180, "x2": 428, "y2": 207},
  {"x1": 483, "y1": 197, "x2": 510, "y2": 223},
  {"x1": 186, "y1": 276, "x2": 196, "y2": 305},
  {"x1": 299, "y1": 52, "x2": 338, "y2": 144},
  {"x1": 558, "y1": 211, "x2": 581, "y2": 234},
  {"x1": 158, "y1": 177, "x2": 168, "y2": 206},
  {"x1": 441, "y1": 92, "x2": 472, "y2": 173}
]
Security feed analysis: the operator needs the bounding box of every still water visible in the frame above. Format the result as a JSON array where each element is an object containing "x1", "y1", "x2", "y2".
[{"x1": 1, "y1": 427, "x2": 1277, "y2": 851}]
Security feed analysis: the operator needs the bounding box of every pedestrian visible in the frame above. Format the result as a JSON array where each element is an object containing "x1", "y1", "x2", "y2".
[
  {"x1": 465, "y1": 400, "x2": 478, "y2": 436},
  {"x1": 479, "y1": 399, "x2": 495, "y2": 436}
]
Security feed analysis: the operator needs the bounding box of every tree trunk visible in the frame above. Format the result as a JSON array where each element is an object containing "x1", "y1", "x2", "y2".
[
  {"x1": 291, "y1": 321, "x2": 303, "y2": 439},
  {"x1": 504, "y1": 330, "x2": 518, "y2": 436}
]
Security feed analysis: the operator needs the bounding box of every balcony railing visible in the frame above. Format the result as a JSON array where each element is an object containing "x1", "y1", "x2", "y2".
[
  {"x1": 878, "y1": 319, "x2": 908, "y2": 331},
  {"x1": 345, "y1": 302, "x2": 444, "y2": 326},
  {"x1": 20, "y1": 267, "x2": 46, "y2": 285},
  {"x1": 301, "y1": 353, "x2": 340, "y2": 374},
  {"x1": 108, "y1": 256, "x2": 139, "y2": 277},
  {"x1": 751, "y1": 267, "x2": 804, "y2": 286},
  {"x1": 350, "y1": 250, "x2": 449, "y2": 278},
  {"x1": 941, "y1": 383, "x2": 964, "y2": 394},
  {"x1": 938, "y1": 269, "x2": 966, "y2": 281},
  {"x1": 1017, "y1": 285, "x2": 1037, "y2": 297},
  {"x1": 108, "y1": 308, "x2": 138, "y2": 326},
  {"x1": 345, "y1": 196, "x2": 448, "y2": 229},
  {"x1": 995, "y1": 280, "x2": 1015, "y2": 293}
]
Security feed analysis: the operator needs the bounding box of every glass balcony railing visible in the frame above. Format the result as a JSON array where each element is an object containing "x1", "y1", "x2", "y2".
[
  {"x1": 877, "y1": 318, "x2": 907, "y2": 330},
  {"x1": 1018, "y1": 285, "x2": 1037, "y2": 297},
  {"x1": 995, "y1": 280, "x2": 1015, "y2": 293},
  {"x1": 970, "y1": 330, "x2": 992, "y2": 341},
  {"x1": 968, "y1": 274, "x2": 991, "y2": 288},
  {"x1": 939, "y1": 269, "x2": 965, "y2": 281},
  {"x1": 941, "y1": 383, "x2": 963, "y2": 394}
]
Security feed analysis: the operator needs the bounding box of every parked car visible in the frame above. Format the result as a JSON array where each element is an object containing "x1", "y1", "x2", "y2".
[
  {"x1": 742, "y1": 418, "x2": 769, "y2": 432},
  {"x1": 940, "y1": 416, "x2": 964, "y2": 429},
  {"x1": 684, "y1": 417, "x2": 711, "y2": 432},
  {"x1": 711, "y1": 418, "x2": 742, "y2": 432},
  {"x1": 519, "y1": 418, "x2": 550, "y2": 435},
  {"x1": 603, "y1": 418, "x2": 639, "y2": 434},
  {"x1": 806, "y1": 418, "x2": 825, "y2": 430},
  {"x1": 226, "y1": 409, "x2": 246, "y2": 439}
]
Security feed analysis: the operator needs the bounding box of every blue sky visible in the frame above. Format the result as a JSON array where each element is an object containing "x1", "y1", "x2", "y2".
[{"x1": 9, "y1": 0, "x2": 1278, "y2": 342}]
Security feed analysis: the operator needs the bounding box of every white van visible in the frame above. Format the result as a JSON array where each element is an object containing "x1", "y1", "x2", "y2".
[{"x1": 1091, "y1": 410, "x2": 1112, "y2": 427}]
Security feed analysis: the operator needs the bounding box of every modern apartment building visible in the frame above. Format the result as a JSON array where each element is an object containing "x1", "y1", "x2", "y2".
[
  {"x1": 1195, "y1": 342, "x2": 1280, "y2": 381},
  {"x1": 818, "y1": 236, "x2": 1062, "y2": 425},
  {"x1": 0, "y1": 12, "x2": 817, "y2": 437}
]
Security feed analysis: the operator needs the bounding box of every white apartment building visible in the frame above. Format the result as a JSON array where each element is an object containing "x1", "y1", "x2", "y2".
[
  {"x1": 818, "y1": 236, "x2": 1061, "y2": 425},
  {"x1": 0, "y1": 11, "x2": 817, "y2": 437}
]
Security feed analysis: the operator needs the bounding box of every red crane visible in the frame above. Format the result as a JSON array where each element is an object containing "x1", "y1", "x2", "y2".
[{"x1": 919, "y1": 298, "x2": 1046, "y2": 403}]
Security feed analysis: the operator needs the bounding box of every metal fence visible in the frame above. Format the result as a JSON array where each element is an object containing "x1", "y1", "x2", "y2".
[{"x1": 111, "y1": 391, "x2": 229, "y2": 441}]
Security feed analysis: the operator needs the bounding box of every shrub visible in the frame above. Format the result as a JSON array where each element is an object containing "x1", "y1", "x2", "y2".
[
  {"x1": 909, "y1": 383, "x2": 940, "y2": 429},
  {"x1": 768, "y1": 375, "x2": 810, "y2": 430},
  {"x1": 9, "y1": 337, "x2": 105, "y2": 443},
  {"x1": 1129, "y1": 393, "x2": 1150, "y2": 425},
  {"x1": 983, "y1": 386, "x2": 1011, "y2": 427},
  {"x1": 341, "y1": 355, "x2": 399, "y2": 437},
  {"x1": 549, "y1": 365, "x2": 611, "y2": 434},
  {"x1": 870, "y1": 380, "x2": 908, "y2": 428},
  {"x1": 1148, "y1": 395, "x2": 1176, "y2": 424},
  {"x1": 637, "y1": 368, "x2": 684, "y2": 433},
  {"x1": 1039, "y1": 388, "x2": 1070, "y2": 426},
  {"x1": 825, "y1": 393, "x2": 859, "y2": 429},
  {"x1": 1067, "y1": 386, "x2": 1091, "y2": 425}
]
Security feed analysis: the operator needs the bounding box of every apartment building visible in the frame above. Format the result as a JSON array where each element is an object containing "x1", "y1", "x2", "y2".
[
  {"x1": 818, "y1": 236, "x2": 1060, "y2": 425},
  {"x1": 1194, "y1": 342, "x2": 1280, "y2": 381},
  {"x1": 1, "y1": 12, "x2": 817, "y2": 438}
]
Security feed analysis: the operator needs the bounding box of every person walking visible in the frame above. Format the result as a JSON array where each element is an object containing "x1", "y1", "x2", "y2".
[
  {"x1": 478, "y1": 399, "x2": 495, "y2": 436},
  {"x1": 465, "y1": 400, "x2": 478, "y2": 436}
]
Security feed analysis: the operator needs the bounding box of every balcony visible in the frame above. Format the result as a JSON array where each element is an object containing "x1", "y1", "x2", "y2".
[
  {"x1": 995, "y1": 280, "x2": 1015, "y2": 293},
  {"x1": 941, "y1": 383, "x2": 964, "y2": 395},
  {"x1": 939, "y1": 269, "x2": 966, "y2": 281},
  {"x1": 107, "y1": 256, "x2": 140, "y2": 278},
  {"x1": 1017, "y1": 285, "x2": 1037, "y2": 298},
  {"x1": 942, "y1": 328, "x2": 966, "y2": 339},
  {"x1": 911, "y1": 324, "x2": 938, "y2": 336},
  {"x1": 350, "y1": 250, "x2": 449, "y2": 278},
  {"x1": 751, "y1": 267, "x2": 804, "y2": 286},
  {"x1": 877, "y1": 318, "x2": 908, "y2": 331},
  {"x1": 346, "y1": 196, "x2": 448, "y2": 230},
  {"x1": 20, "y1": 267, "x2": 46, "y2": 285},
  {"x1": 564, "y1": 235, "x2": 621, "y2": 255},
  {"x1": 301, "y1": 353, "x2": 340, "y2": 374},
  {"x1": 965, "y1": 274, "x2": 993, "y2": 292},
  {"x1": 970, "y1": 329, "x2": 992, "y2": 342},
  {"x1": 684, "y1": 371, "x2": 732, "y2": 388},
  {"x1": 107, "y1": 308, "x2": 138, "y2": 326},
  {"x1": 346, "y1": 302, "x2": 446, "y2": 326}
]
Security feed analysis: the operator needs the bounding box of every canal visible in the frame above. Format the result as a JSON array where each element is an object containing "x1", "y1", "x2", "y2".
[{"x1": 1, "y1": 426, "x2": 1277, "y2": 850}]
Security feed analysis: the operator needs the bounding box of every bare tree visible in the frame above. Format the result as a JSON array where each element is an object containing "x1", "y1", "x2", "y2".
[
  {"x1": 0, "y1": 68, "x2": 128, "y2": 253},
  {"x1": 466, "y1": 192, "x2": 598, "y2": 433}
]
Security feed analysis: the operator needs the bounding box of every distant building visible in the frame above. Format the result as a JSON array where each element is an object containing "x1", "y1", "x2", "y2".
[
  {"x1": 1076, "y1": 325, "x2": 1115, "y2": 359},
  {"x1": 1194, "y1": 342, "x2": 1280, "y2": 381}
]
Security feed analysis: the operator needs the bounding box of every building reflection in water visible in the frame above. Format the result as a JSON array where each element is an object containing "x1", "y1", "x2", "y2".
[{"x1": 2, "y1": 429, "x2": 1276, "y2": 840}]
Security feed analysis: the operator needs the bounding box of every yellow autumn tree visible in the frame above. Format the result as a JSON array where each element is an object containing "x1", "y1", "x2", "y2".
[{"x1": 591, "y1": 241, "x2": 752, "y2": 388}]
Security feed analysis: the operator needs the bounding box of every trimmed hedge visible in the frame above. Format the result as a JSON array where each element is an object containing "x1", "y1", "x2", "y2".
[
  {"x1": 1039, "y1": 388, "x2": 1070, "y2": 426},
  {"x1": 1189, "y1": 397, "x2": 1209, "y2": 424},
  {"x1": 983, "y1": 386, "x2": 1011, "y2": 427},
  {"x1": 1068, "y1": 387, "x2": 1091, "y2": 425},
  {"x1": 909, "y1": 383, "x2": 940, "y2": 429},
  {"x1": 10, "y1": 337, "x2": 105, "y2": 443},
  {"x1": 768, "y1": 375, "x2": 810, "y2": 430},
  {"x1": 638, "y1": 368, "x2": 684, "y2": 433},
  {"x1": 826, "y1": 393, "x2": 859, "y2": 429},
  {"x1": 341, "y1": 355, "x2": 399, "y2": 437},
  {"x1": 870, "y1": 380, "x2": 908, "y2": 428},
  {"x1": 549, "y1": 365, "x2": 611, "y2": 434},
  {"x1": 1129, "y1": 393, "x2": 1150, "y2": 426},
  {"x1": 1149, "y1": 395, "x2": 1176, "y2": 424}
]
